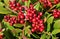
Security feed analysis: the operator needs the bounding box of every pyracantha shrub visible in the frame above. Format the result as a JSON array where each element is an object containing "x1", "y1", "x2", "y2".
[{"x1": 0, "y1": 0, "x2": 60, "y2": 39}]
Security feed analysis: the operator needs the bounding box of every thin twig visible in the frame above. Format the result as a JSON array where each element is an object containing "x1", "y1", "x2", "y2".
[
  {"x1": 22, "y1": 20, "x2": 27, "y2": 39},
  {"x1": 47, "y1": 5, "x2": 56, "y2": 12},
  {"x1": 5, "y1": 6, "x2": 18, "y2": 14},
  {"x1": 33, "y1": 1, "x2": 39, "y2": 6}
]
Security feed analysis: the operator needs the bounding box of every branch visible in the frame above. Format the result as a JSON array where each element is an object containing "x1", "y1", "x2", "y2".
[
  {"x1": 5, "y1": 6, "x2": 18, "y2": 14},
  {"x1": 22, "y1": 20, "x2": 27, "y2": 39},
  {"x1": 47, "y1": 5, "x2": 56, "y2": 12}
]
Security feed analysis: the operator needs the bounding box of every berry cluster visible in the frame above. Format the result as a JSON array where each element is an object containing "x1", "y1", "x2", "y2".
[
  {"x1": 54, "y1": 0, "x2": 60, "y2": 4},
  {"x1": 26, "y1": 5, "x2": 44, "y2": 32},
  {"x1": 4, "y1": 1, "x2": 25, "y2": 26},
  {"x1": 53, "y1": 9, "x2": 60, "y2": 18},
  {"x1": 4, "y1": 15, "x2": 17, "y2": 26},
  {"x1": 39, "y1": 0, "x2": 52, "y2": 8},
  {"x1": 4, "y1": 1, "x2": 45, "y2": 33},
  {"x1": 9, "y1": 1, "x2": 24, "y2": 11},
  {"x1": 4, "y1": 12, "x2": 25, "y2": 26},
  {"x1": 17, "y1": 12, "x2": 25, "y2": 24}
]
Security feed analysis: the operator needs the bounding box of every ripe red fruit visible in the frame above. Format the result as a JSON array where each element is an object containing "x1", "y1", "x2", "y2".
[
  {"x1": 31, "y1": 29, "x2": 35, "y2": 32},
  {"x1": 20, "y1": 15, "x2": 25, "y2": 19},
  {"x1": 0, "y1": 35, "x2": 3, "y2": 39},
  {"x1": 20, "y1": 20, "x2": 24, "y2": 24},
  {"x1": 16, "y1": 3, "x2": 20, "y2": 7},
  {"x1": 14, "y1": 7, "x2": 18, "y2": 11},
  {"x1": 39, "y1": 28, "x2": 44, "y2": 32},
  {"x1": 32, "y1": 18, "x2": 36, "y2": 22},
  {"x1": 32, "y1": 24, "x2": 35, "y2": 27},
  {"x1": 54, "y1": 14, "x2": 58, "y2": 18},
  {"x1": 38, "y1": 12, "x2": 43, "y2": 16},
  {"x1": 10, "y1": 23, "x2": 13, "y2": 26}
]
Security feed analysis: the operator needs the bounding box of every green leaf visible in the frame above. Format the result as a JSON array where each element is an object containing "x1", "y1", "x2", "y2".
[
  {"x1": 52, "y1": 36, "x2": 57, "y2": 39},
  {"x1": 3, "y1": 30, "x2": 16, "y2": 39},
  {"x1": 46, "y1": 35, "x2": 50, "y2": 39},
  {"x1": 47, "y1": 23, "x2": 50, "y2": 32},
  {"x1": 32, "y1": 34, "x2": 40, "y2": 39},
  {"x1": 25, "y1": 0, "x2": 31, "y2": 8},
  {"x1": 0, "y1": 2, "x2": 4, "y2": 6},
  {"x1": 44, "y1": 12, "x2": 52, "y2": 19},
  {"x1": 56, "y1": 3, "x2": 60, "y2": 9},
  {"x1": 0, "y1": 6, "x2": 11, "y2": 14},
  {"x1": 15, "y1": 29, "x2": 22, "y2": 33},
  {"x1": 40, "y1": 34, "x2": 46, "y2": 39},
  {"x1": 31, "y1": 0, "x2": 37, "y2": 4},
  {"x1": 2, "y1": 20, "x2": 14, "y2": 30},
  {"x1": 34, "y1": 2, "x2": 40, "y2": 11},
  {"x1": 52, "y1": 29, "x2": 60, "y2": 35},
  {"x1": 47, "y1": 16, "x2": 54, "y2": 24},
  {"x1": 24, "y1": 26, "x2": 31, "y2": 37},
  {"x1": 47, "y1": 14, "x2": 52, "y2": 19},
  {"x1": 4, "y1": 0, "x2": 9, "y2": 6},
  {"x1": 54, "y1": 20, "x2": 60, "y2": 29},
  {"x1": 13, "y1": 24, "x2": 23, "y2": 28},
  {"x1": 11, "y1": 29, "x2": 22, "y2": 37}
]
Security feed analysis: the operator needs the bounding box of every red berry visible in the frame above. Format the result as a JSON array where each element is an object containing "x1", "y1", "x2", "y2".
[
  {"x1": 32, "y1": 24, "x2": 36, "y2": 27},
  {"x1": 20, "y1": 20, "x2": 24, "y2": 24},
  {"x1": 16, "y1": 3, "x2": 20, "y2": 7},
  {"x1": 39, "y1": 28, "x2": 44, "y2": 32},
  {"x1": 31, "y1": 29, "x2": 35, "y2": 32}
]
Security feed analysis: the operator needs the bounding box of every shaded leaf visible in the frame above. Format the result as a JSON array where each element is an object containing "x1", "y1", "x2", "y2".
[
  {"x1": 52, "y1": 36, "x2": 57, "y2": 39},
  {"x1": 24, "y1": 26, "x2": 31, "y2": 37},
  {"x1": 0, "y1": 2, "x2": 4, "y2": 6},
  {"x1": 2, "y1": 20, "x2": 14, "y2": 30},
  {"x1": 40, "y1": 34, "x2": 46, "y2": 39},
  {"x1": 13, "y1": 24, "x2": 24, "y2": 28},
  {"x1": 0, "y1": 6, "x2": 11, "y2": 14},
  {"x1": 31, "y1": 34, "x2": 40, "y2": 39},
  {"x1": 4, "y1": 0, "x2": 9, "y2": 6}
]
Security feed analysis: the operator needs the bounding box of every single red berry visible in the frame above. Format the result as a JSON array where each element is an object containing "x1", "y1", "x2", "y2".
[
  {"x1": 39, "y1": 28, "x2": 44, "y2": 32},
  {"x1": 20, "y1": 20, "x2": 24, "y2": 24},
  {"x1": 31, "y1": 29, "x2": 35, "y2": 32},
  {"x1": 32, "y1": 24, "x2": 36, "y2": 27},
  {"x1": 16, "y1": 3, "x2": 20, "y2": 7}
]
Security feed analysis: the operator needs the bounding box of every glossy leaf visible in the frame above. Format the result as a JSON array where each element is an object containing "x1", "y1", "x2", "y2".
[
  {"x1": 40, "y1": 34, "x2": 46, "y2": 39},
  {"x1": 47, "y1": 23, "x2": 50, "y2": 32},
  {"x1": 56, "y1": 3, "x2": 60, "y2": 9},
  {"x1": 25, "y1": 0, "x2": 31, "y2": 8},
  {"x1": 54, "y1": 20, "x2": 60, "y2": 29},
  {"x1": 47, "y1": 16, "x2": 54, "y2": 24},
  {"x1": 13, "y1": 24, "x2": 23, "y2": 28},
  {"x1": 34, "y1": 2, "x2": 40, "y2": 11}
]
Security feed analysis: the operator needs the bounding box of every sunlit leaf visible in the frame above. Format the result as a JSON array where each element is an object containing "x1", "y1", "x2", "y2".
[
  {"x1": 52, "y1": 29, "x2": 60, "y2": 35},
  {"x1": 54, "y1": 20, "x2": 60, "y2": 29}
]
